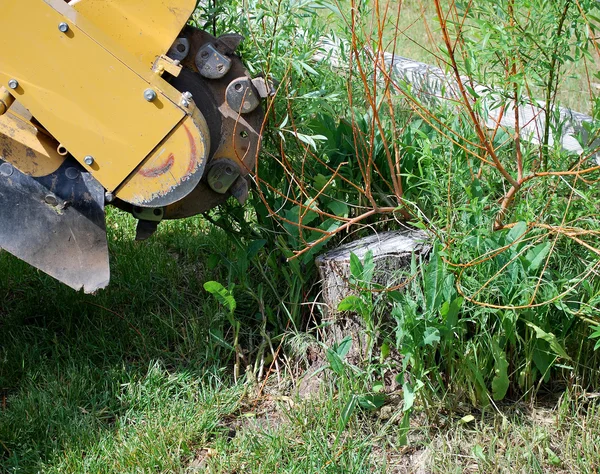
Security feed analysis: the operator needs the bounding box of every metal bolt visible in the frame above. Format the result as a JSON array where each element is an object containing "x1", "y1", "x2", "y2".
[
  {"x1": 105, "y1": 192, "x2": 114, "y2": 203},
  {"x1": 65, "y1": 167, "x2": 79, "y2": 180},
  {"x1": 144, "y1": 88, "x2": 157, "y2": 102},
  {"x1": 45, "y1": 194, "x2": 58, "y2": 206},
  {"x1": 183, "y1": 91, "x2": 193, "y2": 100},
  {"x1": 84, "y1": 155, "x2": 94, "y2": 166},
  {"x1": 180, "y1": 99, "x2": 190, "y2": 108},
  {"x1": 58, "y1": 22, "x2": 69, "y2": 33},
  {"x1": 8, "y1": 79, "x2": 18, "y2": 90},
  {"x1": 0, "y1": 162, "x2": 14, "y2": 177}
]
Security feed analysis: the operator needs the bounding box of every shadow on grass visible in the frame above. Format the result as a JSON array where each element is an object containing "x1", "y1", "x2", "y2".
[{"x1": 0, "y1": 214, "x2": 241, "y2": 472}]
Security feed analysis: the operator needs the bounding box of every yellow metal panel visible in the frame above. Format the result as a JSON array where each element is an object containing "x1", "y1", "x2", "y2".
[
  {"x1": 72, "y1": 0, "x2": 197, "y2": 68},
  {"x1": 0, "y1": 110, "x2": 65, "y2": 177},
  {"x1": 0, "y1": 0, "x2": 185, "y2": 191},
  {"x1": 116, "y1": 110, "x2": 209, "y2": 206}
]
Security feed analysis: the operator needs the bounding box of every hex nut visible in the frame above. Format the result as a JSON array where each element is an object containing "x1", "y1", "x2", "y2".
[
  {"x1": 8, "y1": 79, "x2": 18, "y2": 90},
  {"x1": 58, "y1": 22, "x2": 69, "y2": 33},
  {"x1": 84, "y1": 155, "x2": 94, "y2": 166}
]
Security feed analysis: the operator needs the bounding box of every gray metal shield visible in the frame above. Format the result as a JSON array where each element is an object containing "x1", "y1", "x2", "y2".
[{"x1": 0, "y1": 158, "x2": 110, "y2": 293}]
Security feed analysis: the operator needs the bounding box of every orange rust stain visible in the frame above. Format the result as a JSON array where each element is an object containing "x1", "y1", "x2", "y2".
[
  {"x1": 184, "y1": 124, "x2": 198, "y2": 175},
  {"x1": 139, "y1": 153, "x2": 175, "y2": 178}
]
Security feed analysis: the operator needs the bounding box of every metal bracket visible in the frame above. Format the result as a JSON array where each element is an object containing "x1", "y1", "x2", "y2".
[
  {"x1": 152, "y1": 55, "x2": 182, "y2": 77},
  {"x1": 195, "y1": 43, "x2": 232, "y2": 79},
  {"x1": 225, "y1": 77, "x2": 261, "y2": 114}
]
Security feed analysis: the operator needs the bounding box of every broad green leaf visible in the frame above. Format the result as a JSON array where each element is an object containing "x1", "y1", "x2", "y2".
[
  {"x1": 362, "y1": 250, "x2": 375, "y2": 284},
  {"x1": 349, "y1": 252, "x2": 363, "y2": 280},
  {"x1": 491, "y1": 340, "x2": 509, "y2": 400},
  {"x1": 326, "y1": 348, "x2": 345, "y2": 375},
  {"x1": 246, "y1": 240, "x2": 267, "y2": 259},
  {"x1": 507, "y1": 221, "x2": 527, "y2": 243},
  {"x1": 403, "y1": 382, "x2": 415, "y2": 412},
  {"x1": 526, "y1": 322, "x2": 571, "y2": 361},
  {"x1": 403, "y1": 380, "x2": 424, "y2": 412},
  {"x1": 204, "y1": 281, "x2": 236, "y2": 313},
  {"x1": 472, "y1": 445, "x2": 487, "y2": 463},
  {"x1": 337, "y1": 295, "x2": 363, "y2": 313},
  {"x1": 424, "y1": 245, "x2": 443, "y2": 311},
  {"x1": 459, "y1": 414, "x2": 475, "y2": 425},
  {"x1": 380, "y1": 342, "x2": 391, "y2": 362},
  {"x1": 545, "y1": 447, "x2": 562, "y2": 466},
  {"x1": 422, "y1": 327, "x2": 441, "y2": 346},
  {"x1": 524, "y1": 242, "x2": 551, "y2": 272},
  {"x1": 441, "y1": 297, "x2": 463, "y2": 331},
  {"x1": 358, "y1": 394, "x2": 386, "y2": 410},
  {"x1": 372, "y1": 380, "x2": 385, "y2": 393},
  {"x1": 327, "y1": 201, "x2": 349, "y2": 218}
]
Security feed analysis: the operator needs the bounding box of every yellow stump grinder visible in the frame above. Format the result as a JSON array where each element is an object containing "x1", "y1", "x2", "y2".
[{"x1": 0, "y1": 0, "x2": 268, "y2": 292}]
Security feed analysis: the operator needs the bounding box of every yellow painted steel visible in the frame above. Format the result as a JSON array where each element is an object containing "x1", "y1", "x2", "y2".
[
  {"x1": 72, "y1": 0, "x2": 197, "y2": 68},
  {"x1": 0, "y1": 0, "x2": 186, "y2": 191},
  {"x1": 115, "y1": 108, "x2": 209, "y2": 205},
  {"x1": 0, "y1": 110, "x2": 65, "y2": 177},
  {"x1": 0, "y1": 87, "x2": 14, "y2": 116}
]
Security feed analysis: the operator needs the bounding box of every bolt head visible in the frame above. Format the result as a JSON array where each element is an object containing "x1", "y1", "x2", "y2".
[
  {"x1": 105, "y1": 192, "x2": 114, "y2": 203},
  {"x1": 65, "y1": 167, "x2": 80, "y2": 180},
  {"x1": 8, "y1": 79, "x2": 18, "y2": 90},
  {"x1": 58, "y1": 22, "x2": 69, "y2": 33},
  {"x1": 180, "y1": 99, "x2": 190, "y2": 108},
  {"x1": 144, "y1": 89, "x2": 157, "y2": 102},
  {"x1": 84, "y1": 155, "x2": 94, "y2": 166},
  {"x1": 45, "y1": 194, "x2": 58, "y2": 206},
  {"x1": 0, "y1": 162, "x2": 14, "y2": 177},
  {"x1": 183, "y1": 91, "x2": 193, "y2": 100}
]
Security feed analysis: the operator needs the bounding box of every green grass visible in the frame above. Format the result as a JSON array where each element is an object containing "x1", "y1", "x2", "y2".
[
  {"x1": 0, "y1": 210, "x2": 598, "y2": 473},
  {"x1": 2, "y1": 1, "x2": 600, "y2": 472}
]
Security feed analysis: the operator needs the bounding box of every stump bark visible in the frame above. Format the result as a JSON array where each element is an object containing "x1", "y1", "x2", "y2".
[{"x1": 315, "y1": 228, "x2": 431, "y2": 311}]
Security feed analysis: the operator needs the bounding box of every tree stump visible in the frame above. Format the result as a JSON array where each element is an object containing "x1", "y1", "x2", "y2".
[
  {"x1": 297, "y1": 229, "x2": 431, "y2": 398},
  {"x1": 315, "y1": 228, "x2": 431, "y2": 312}
]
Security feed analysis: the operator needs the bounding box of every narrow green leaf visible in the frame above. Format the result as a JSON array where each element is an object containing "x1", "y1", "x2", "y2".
[
  {"x1": 526, "y1": 322, "x2": 571, "y2": 361},
  {"x1": 334, "y1": 336, "x2": 352, "y2": 358},
  {"x1": 340, "y1": 395, "x2": 357, "y2": 429}
]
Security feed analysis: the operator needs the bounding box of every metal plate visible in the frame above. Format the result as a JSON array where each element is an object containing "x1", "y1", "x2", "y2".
[
  {"x1": 72, "y1": 0, "x2": 196, "y2": 67},
  {"x1": 0, "y1": 0, "x2": 185, "y2": 191},
  {"x1": 0, "y1": 158, "x2": 110, "y2": 293}
]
